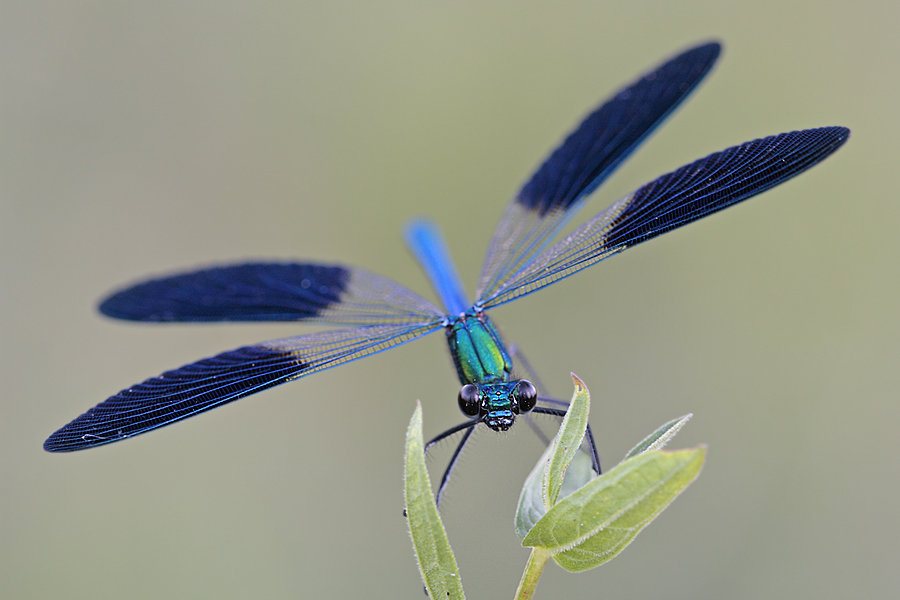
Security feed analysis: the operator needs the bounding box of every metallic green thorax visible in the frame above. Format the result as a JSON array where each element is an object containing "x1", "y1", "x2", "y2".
[
  {"x1": 446, "y1": 310, "x2": 519, "y2": 430},
  {"x1": 445, "y1": 311, "x2": 512, "y2": 385}
]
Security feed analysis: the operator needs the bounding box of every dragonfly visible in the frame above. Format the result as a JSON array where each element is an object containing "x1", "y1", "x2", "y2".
[{"x1": 44, "y1": 41, "x2": 848, "y2": 501}]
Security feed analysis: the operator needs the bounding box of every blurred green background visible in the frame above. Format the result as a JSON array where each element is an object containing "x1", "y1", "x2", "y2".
[{"x1": 2, "y1": 1, "x2": 895, "y2": 598}]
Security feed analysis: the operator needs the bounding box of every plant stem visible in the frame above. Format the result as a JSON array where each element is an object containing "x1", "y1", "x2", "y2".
[{"x1": 514, "y1": 548, "x2": 551, "y2": 600}]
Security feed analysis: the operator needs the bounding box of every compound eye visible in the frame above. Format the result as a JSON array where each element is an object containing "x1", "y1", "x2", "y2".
[
  {"x1": 515, "y1": 380, "x2": 537, "y2": 413},
  {"x1": 458, "y1": 384, "x2": 481, "y2": 417}
]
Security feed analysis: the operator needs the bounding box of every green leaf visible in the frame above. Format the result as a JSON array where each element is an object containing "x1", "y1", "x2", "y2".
[
  {"x1": 516, "y1": 375, "x2": 594, "y2": 538},
  {"x1": 543, "y1": 374, "x2": 591, "y2": 510},
  {"x1": 516, "y1": 436, "x2": 597, "y2": 540},
  {"x1": 523, "y1": 446, "x2": 706, "y2": 572},
  {"x1": 557, "y1": 448, "x2": 595, "y2": 500},
  {"x1": 516, "y1": 442, "x2": 554, "y2": 539},
  {"x1": 404, "y1": 402, "x2": 466, "y2": 599},
  {"x1": 624, "y1": 413, "x2": 693, "y2": 459}
]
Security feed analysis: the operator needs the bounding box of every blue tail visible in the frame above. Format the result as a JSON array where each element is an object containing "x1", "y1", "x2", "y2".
[{"x1": 405, "y1": 219, "x2": 469, "y2": 316}]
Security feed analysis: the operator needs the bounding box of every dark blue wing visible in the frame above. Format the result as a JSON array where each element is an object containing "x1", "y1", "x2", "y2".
[
  {"x1": 476, "y1": 41, "x2": 721, "y2": 303},
  {"x1": 99, "y1": 263, "x2": 444, "y2": 325},
  {"x1": 43, "y1": 321, "x2": 443, "y2": 452},
  {"x1": 478, "y1": 127, "x2": 850, "y2": 309}
]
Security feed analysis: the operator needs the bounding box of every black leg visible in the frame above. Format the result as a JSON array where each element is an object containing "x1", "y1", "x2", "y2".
[
  {"x1": 421, "y1": 391, "x2": 603, "y2": 508},
  {"x1": 532, "y1": 402, "x2": 602, "y2": 476},
  {"x1": 522, "y1": 411, "x2": 553, "y2": 448},
  {"x1": 425, "y1": 419, "x2": 478, "y2": 508},
  {"x1": 509, "y1": 344, "x2": 601, "y2": 474},
  {"x1": 425, "y1": 418, "x2": 477, "y2": 450}
]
